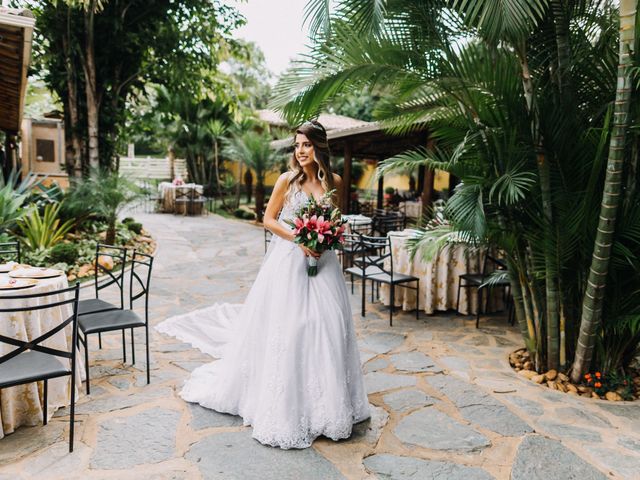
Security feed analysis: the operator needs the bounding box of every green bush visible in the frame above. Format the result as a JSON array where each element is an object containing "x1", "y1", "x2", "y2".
[
  {"x1": 49, "y1": 242, "x2": 79, "y2": 264},
  {"x1": 242, "y1": 210, "x2": 256, "y2": 220},
  {"x1": 233, "y1": 208, "x2": 245, "y2": 218},
  {"x1": 126, "y1": 221, "x2": 143, "y2": 234},
  {"x1": 122, "y1": 217, "x2": 135, "y2": 224}
]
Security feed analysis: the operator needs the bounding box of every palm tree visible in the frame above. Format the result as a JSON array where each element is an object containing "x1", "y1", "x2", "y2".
[
  {"x1": 224, "y1": 131, "x2": 282, "y2": 222},
  {"x1": 571, "y1": 0, "x2": 639, "y2": 382},
  {"x1": 273, "y1": 1, "x2": 640, "y2": 376},
  {"x1": 66, "y1": 168, "x2": 140, "y2": 245}
]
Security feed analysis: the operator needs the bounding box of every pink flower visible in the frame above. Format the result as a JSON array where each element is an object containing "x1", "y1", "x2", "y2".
[
  {"x1": 294, "y1": 218, "x2": 304, "y2": 229},
  {"x1": 318, "y1": 233, "x2": 324, "y2": 243}
]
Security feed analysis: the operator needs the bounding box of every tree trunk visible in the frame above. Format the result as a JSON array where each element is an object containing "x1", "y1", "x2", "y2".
[
  {"x1": 519, "y1": 46, "x2": 561, "y2": 371},
  {"x1": 234, "y1": 160, "x2": 243, "y2": 208},
  {"x1": 571, "y1": 0, "x2": 637, "y2": 383},
  {"x1": 63, "y1": 5, "x2": 81, "y2": 178},
  {"x1": 245, "y1": 168, "x2": 253, "y2": 203},
  {"x1": 106, "y1": 217, "x2": 117, "y2": 245},
  {"x1": 255, "y1": 182, "x2": 265, "y2": 223},
  {"x1": 83, "y1": 1, "x2": 100, "y2": 171}
]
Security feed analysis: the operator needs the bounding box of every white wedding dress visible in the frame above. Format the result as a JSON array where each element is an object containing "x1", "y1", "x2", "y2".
[{"x1": 156, "y1": 187, "x2": 370, "y2": 449}]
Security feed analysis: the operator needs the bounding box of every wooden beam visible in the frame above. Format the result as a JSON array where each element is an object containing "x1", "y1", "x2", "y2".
[
  {"x1": 341, "y1": 140, "x2": 352, "y2": 213},
  {"x1": 377, "y1": 174, "x2": 384, "y2": 210}
]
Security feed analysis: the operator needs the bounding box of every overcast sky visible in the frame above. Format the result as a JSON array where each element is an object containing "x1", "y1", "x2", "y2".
[{"x1": 234, "y1": 0, "x2": 312, "y2": 78}]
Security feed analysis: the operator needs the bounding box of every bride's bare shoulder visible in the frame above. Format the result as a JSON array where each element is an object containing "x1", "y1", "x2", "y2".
[{"x1": 332, "y1": 173, "x2": 343, "y2": 187}]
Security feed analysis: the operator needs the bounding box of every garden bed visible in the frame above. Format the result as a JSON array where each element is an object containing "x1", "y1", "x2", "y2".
[
  {"x1": 510, "y1": 348, "x2": 640, "y2": 402},
  {"x1": 21, "y1": 217, "x2": 156, "y2": 283}
]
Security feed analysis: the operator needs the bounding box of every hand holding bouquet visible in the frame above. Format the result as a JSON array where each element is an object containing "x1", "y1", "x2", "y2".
[{"x1": 285, "y1": 191, "x2": 346, "y2": 276}]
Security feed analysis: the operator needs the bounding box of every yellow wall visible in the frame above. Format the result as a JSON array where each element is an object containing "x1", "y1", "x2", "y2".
[{"x1": 225, "y1": 159, "x2": 449, "y2": 192}]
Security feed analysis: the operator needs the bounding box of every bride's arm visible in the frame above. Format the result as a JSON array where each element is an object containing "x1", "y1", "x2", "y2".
[
  {"x1": 263, "y1": 173, "x2": 295, "y2": 241},
  {"x1": 264, "y1": 173, "x2": 320, "y2": 258}
]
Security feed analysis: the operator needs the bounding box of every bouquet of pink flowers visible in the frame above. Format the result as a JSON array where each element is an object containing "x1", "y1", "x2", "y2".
[
  {"x1": 285, "y1": 191, "x2": 346, "y2": 276},
  {"x1": 172, "y1": 177, "x2": 185, "y2": 186}
]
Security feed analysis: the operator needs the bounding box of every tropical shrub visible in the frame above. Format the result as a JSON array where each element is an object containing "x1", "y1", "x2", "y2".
[
  {"x1": 18, "y1": 203, "x2": 75, "y2": 251},
  {"x1": 49, "y1": 242, "x2": 80, "y2": 265},
  {"x1": 276, "y1": 1, "x2": 640, "y2": 380},
  {"x1": 126, "y1": 221, "x2": 143, "y2": 234}
]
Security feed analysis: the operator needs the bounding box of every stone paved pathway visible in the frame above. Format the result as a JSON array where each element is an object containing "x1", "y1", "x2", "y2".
[{"x1": 1, "y1": 213, "x2": 639, "y2": 479}]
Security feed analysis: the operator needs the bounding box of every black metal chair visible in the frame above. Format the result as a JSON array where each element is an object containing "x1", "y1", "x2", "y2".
[
  {"x1": 0, "y1": 241, "x2": 21, "y2": 263},
  {"x1": 189, "y1": 188, "x2": 207, "y2": 215},
  {"x1": 79, "y1": 244, "x2": 128, "y2": 351},
  {"x1": 373, "y1": 211, "x2": 406, "y2": 236},
  {"x1": 350, "y1": 235, "x2": 420, "y2": 326},
  {"x1": 78, "y1": 251, "x2": 153, "y2": 394},
  {"x1": 456, "y1": 252, "x2": 511, "y2": 328},
  {"x1": 174, "y1": 186, "x2": 191, "y2": 215},
  {"x1": 0, "y1": 283, "x2": 80, "y2": 452}
]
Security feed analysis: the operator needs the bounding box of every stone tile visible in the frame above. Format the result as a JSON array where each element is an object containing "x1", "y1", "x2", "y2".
[
  {"x1": 502, "y1": 396, "x2": 544, "y2": 417},
  {"x1": 426, "y1": 376, "x2": 532, "y2": 436},
  {"x1": 394, "y1": 407, "x2": 490, "y2": 452},
  {"x1": 0, "y1": 423, "x2": 65, "y2": 465},
  {"x1": 358, "y1": 332, "x2": 406, "y2": 354},
  {"x1": 364, "y1": 454, "x2": 495, "y2": 480},
  {"x1": 364, "y1": 372, "x2": 416, "y2": 394},
  {"x1": 108, "y1": 377, "x2": 131, "y2": 390},
  {"x1": 69, "y1": 387, "x2": 173, "y2": 415},
  {"x1": 350, "y1": 405, "x2": 389, "y2": 445},
  {"x1": 22, "y1": 442, "x2": 91, "y2": 477},
  {"x1": 597, "y1": 403, "x2": 640, "y2": 428},
  {"x1": 535, "y1": 421, "x2": 601, "y2": 443},
  {"x1": 171, "y1": 361, "x2": 206, "y2": 372},
  {"x1": 389, "y1": 352, "x2": 442, "y2": 373},
  {"x1": 438, "y1": 356, "x2": 470, "y2": 372},
  {"x1": 555, "y1": 407, "x2": 612, "y2": 428},
  {"x1": 185, "y1": 431, "x2": 346, "y2": 479},
  {"x1": 584, "y1": 446, "x2": 640, "y2": 479},
  {"x1": 188, "y1": 404, "x2": 244, "y2": 430},
  {"x1": 134, "y1": 370, "x2": 180, "y2": 387},
  {"x1": 511, "y1": 435, "x2": 607, "y2": 480},
  {"x1": 618, "y1": 436, "x2": 640, "y2": 453},
  {"x1": 154, "y1": 342, "x2": 194, "y2": 353},
  {"x1": 358, "y1": 350, "x2": 377, "y2": 365},
  {"x1": 91, "y1": 407, "x2": 181, "y2": 469},
  {"x1": 363, "y1": 357, "x2": 390, "y2": 373},
  {"x1": 383, "y1": 389, "x2": 436, "y2": 413}
]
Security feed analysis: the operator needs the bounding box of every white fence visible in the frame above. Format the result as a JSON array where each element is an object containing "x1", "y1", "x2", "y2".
[{"x1": 119, "y1": 156, "x2": 188, "y2": 181}]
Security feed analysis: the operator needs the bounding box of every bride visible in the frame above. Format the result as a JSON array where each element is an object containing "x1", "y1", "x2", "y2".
[{"x1": 156, "y1": 120, "x2": 370, "y2": 449}]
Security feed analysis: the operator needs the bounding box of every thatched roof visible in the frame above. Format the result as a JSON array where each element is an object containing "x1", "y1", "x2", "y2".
[
  {"x1": 0, "y1": 7, "x2": 35, "y2": 132},
  {"x1": 256, "y1": 109, "x2": 370, "y2": 131}
]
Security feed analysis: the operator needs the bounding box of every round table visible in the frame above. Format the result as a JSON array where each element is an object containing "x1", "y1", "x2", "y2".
[
  {"x1": 0, "y1": 273, "x2": 83, "y2": 438},
  {"x1": 158, "y1": 182, "x2": 204, "y2": 213},
  {"x1": 379, "y1": 230, "x2": 503, "y2": 315},
  {"x1": 342, "y1": 214, "x2": 373, "y2": 234}
]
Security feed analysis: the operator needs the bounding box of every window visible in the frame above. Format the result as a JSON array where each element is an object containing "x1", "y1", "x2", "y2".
[{"x1": 35, "y1": 139, "x2": 55, "y2": 162}]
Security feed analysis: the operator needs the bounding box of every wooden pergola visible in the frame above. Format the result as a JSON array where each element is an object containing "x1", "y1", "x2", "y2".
[
  {"x1": 0, "y1": 7, "x2": 35, "y2": 180},
  {"x1": 271, "y1": 122, "x2": 438, "y2": 215}
]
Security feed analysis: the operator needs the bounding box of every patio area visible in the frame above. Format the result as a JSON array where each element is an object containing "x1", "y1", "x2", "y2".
[{"x1": 0, "y1": 212, "x2": 638, "y2": 480}]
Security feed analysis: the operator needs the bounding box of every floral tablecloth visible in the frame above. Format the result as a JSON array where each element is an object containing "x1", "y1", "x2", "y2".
[
  {"x1": 0, "y1": 274, "x2": 83, "y2": 438},
  {"x1": 158, "y1": 182, "x2": 203, "y2": 213},
  {"x1": 379, "y1": 230, "x2": 502, "y2": 315}
]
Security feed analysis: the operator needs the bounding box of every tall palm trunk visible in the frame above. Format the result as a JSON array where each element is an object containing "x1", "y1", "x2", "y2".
[
  {"x1": 63, "y1": 5, "x2": 81, "y2": 178},
  {"x1": 82, "y1": 1, "x2": 100, "y2": 170},
  {"x1": 571, "y1": 0, "x2": 637, "y2": 383},
  {"x1": 519, "y1": 46, "x2": 561, "y2": 371}
]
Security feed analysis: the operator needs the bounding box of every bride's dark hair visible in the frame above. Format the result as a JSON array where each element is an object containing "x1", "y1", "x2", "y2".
[{"x1": 287, "y1": 120, "x2": 335, "y2": 204}]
